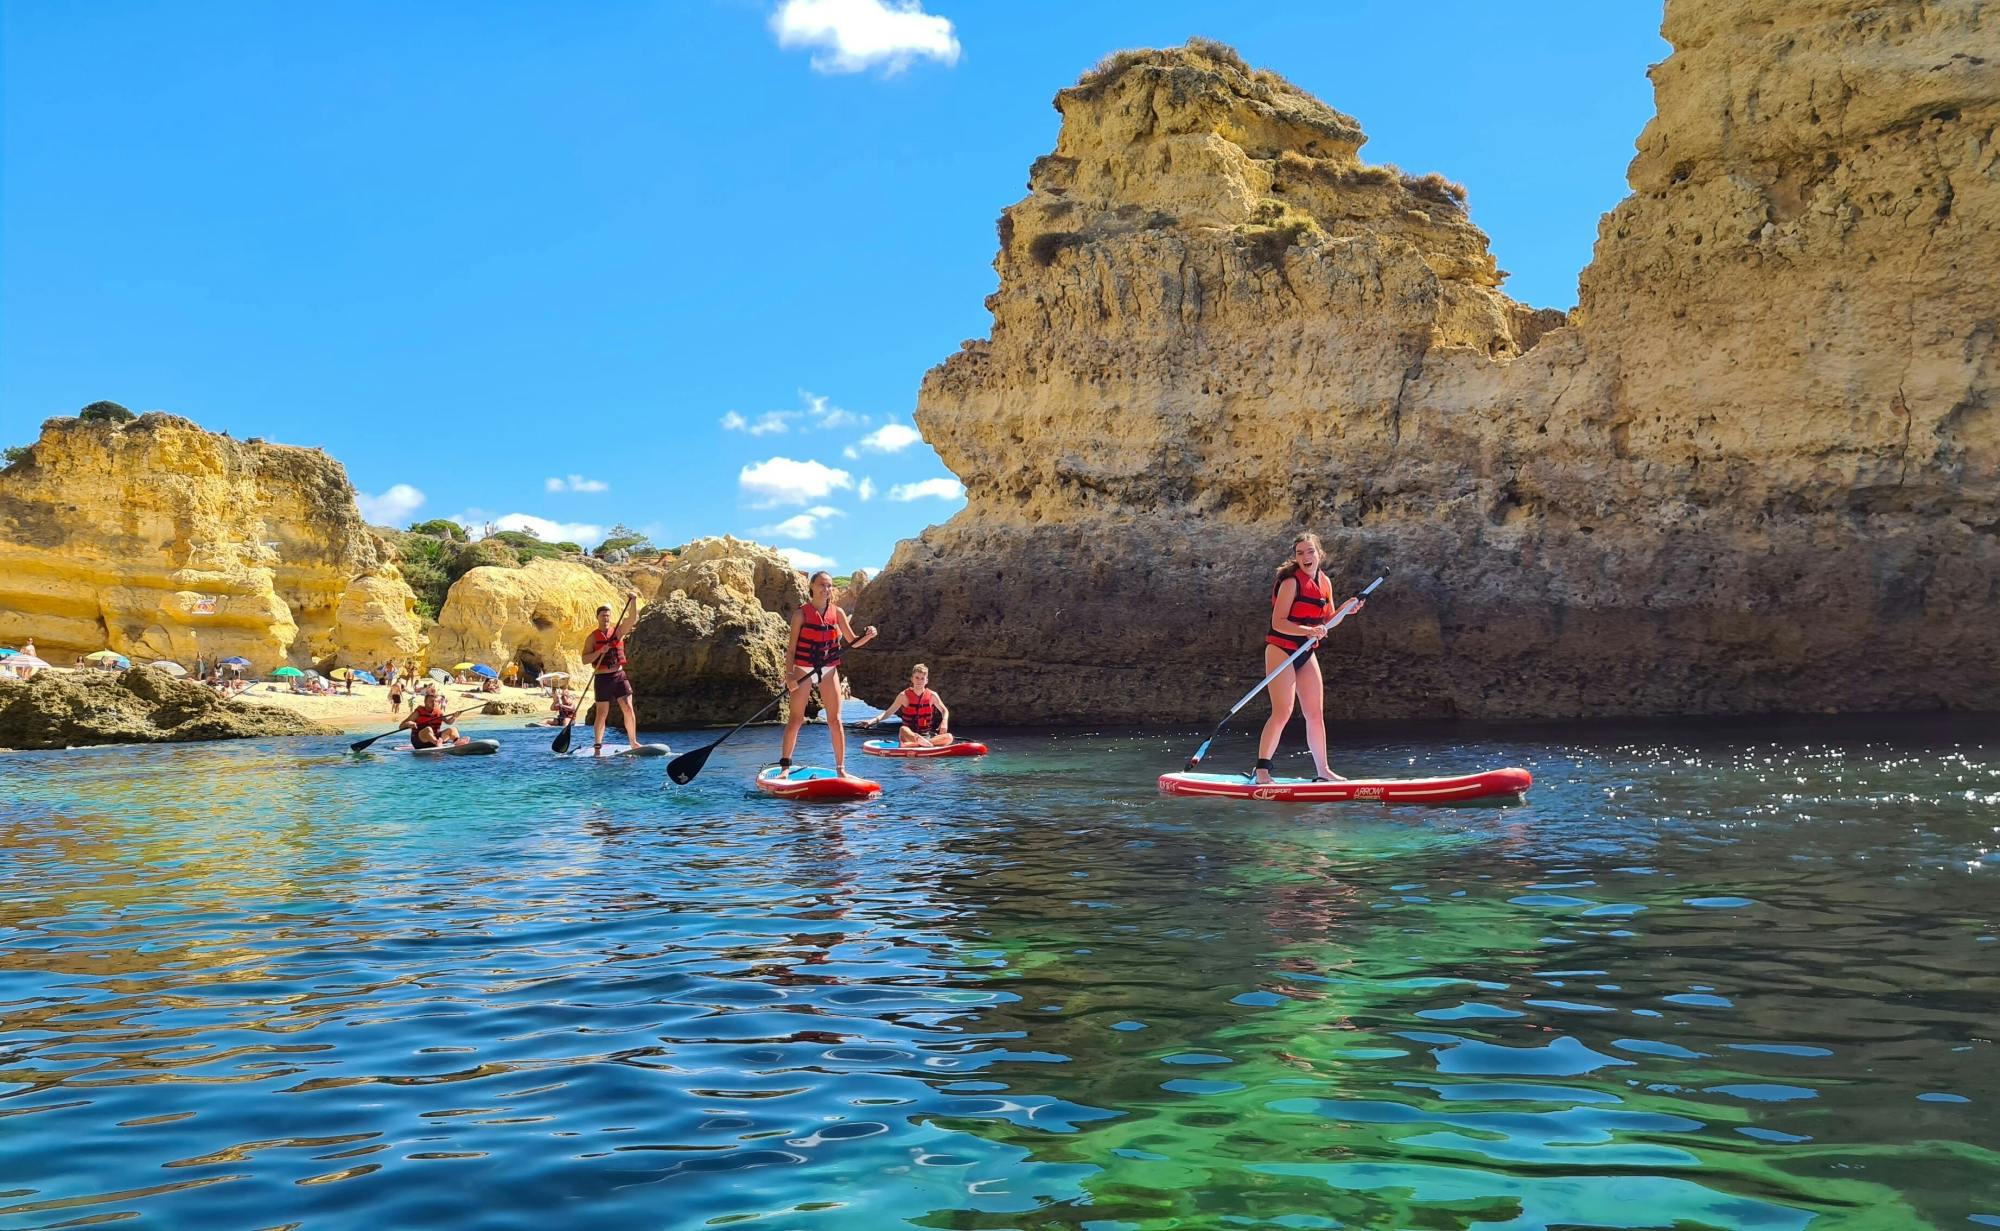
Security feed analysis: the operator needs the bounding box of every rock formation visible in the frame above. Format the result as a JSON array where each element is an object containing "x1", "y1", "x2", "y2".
[
  {"x1": 0, "y1": 414, "x2": 428, "y2": 671},
  {"x1": 624, "y1": 537, "x2": 806, "y2": 726},
  {"x1": 853, "y1": 16, "x2": 1999, "y2": 723},
  {"x1": 428, "y1": 558, "x2": 634, "y2": 681},
  {"x1": 0, "y1": 666, "x2": 333, "y2": 750}
]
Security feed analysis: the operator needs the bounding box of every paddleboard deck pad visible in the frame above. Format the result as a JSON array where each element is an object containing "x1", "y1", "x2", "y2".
[
  {"x1": 861, "y1": 739, "x2": 988, "y2": 758},
  {"x1": 565, "y1": 743, "x2": 671, "y2": 758},
  {"x1": 1158, "y1": 767, "x2": 1531, "y2": 803},
  {"x1": 755, "y1": 766, "x2": 883, "y2": 800},
  {"x1": 399, "y1": 738, "x2": 501, "y2": 758}
]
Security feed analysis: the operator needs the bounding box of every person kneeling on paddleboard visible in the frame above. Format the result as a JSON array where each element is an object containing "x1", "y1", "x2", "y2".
[
  {"x1": 1254, "y1": 531, "x2": 1365, "y2": 785},
  {"x1": 583, "y1": 597, "x2": 642, "y2": 756},
  {"x1": 869, "y1": 663, "x2": 952, "y2": 748},
  {"x1": 779, "y1": 570, "x2": 877, "y2": 778},
  {"x1": 402, "y1": 685, "x2": 461, "y2": 748}
]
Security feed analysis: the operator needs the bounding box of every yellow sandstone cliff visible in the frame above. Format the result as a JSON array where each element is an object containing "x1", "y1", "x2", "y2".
[
  {"x1": 0, "y1": 414, "x2": 428, "y2": 670},
  {"x1": 428, "y1": 557, "x2": 634, "y2": 680},
  {"x1": 852, "y1": 8, "x2": 1998, "y2": 722}
]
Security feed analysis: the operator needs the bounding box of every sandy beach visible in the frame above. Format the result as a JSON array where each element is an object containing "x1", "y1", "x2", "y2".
[{"x1": 223, "y1": 680, "x2": 560, "y2": 733}]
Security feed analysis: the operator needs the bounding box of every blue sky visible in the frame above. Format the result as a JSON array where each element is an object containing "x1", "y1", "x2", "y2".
[{"x1": 1, "y1": 1, "x2": 1668, "y2": 575}]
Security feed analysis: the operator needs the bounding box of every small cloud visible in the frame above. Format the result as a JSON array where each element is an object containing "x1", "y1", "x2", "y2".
[
  {"x1": 843, "y1": 445, "x2": 859, "y2": 459},
  {"x1": 454, "y1": 512, "x2": 608, "y2": 548},
  {"x1": 544, "y1": 473, "x2": 609, "y2": 493},
  {"x1": 754, "y1": 513, "x2": 822, "y2": 540},
  {"x1": 721, "y1": 409, "x2": 795, "y2": 436},
  {"x1": 807, "y1": 505, "x2": 846, "y2": 519},
  {"x1": 357, "y1": 483, "x2": 426, "y2": 525},
  {"x1": 857, "y1": 477, "x2": 876, "y2": 501},
  {"x1": 858, "y1": 421, "x2": 921, "y2": 453},
  {"x1": 779, "y1": 546, "x2": 839, "y2": 571},
  {"x1": 739, "y1": 456, "x2": 856, "y2": 507},
  {"x1": 772, "y1": 0, "x2": 960, "y2": 75},
  {"x1": 801, "y1": 391, "x2": 866, "y2": 430},
  {"x1": 888, "y1": 477, "x2": 965, "y2": 502}
]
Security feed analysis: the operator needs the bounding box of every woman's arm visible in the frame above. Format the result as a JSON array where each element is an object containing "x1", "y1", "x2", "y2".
[{"x1": 833, "y1": 608, "x2": 876, "y2": 648}]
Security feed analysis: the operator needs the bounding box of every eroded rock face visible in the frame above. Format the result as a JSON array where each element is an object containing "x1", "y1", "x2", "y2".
[
  {"x1": 852, "y1": 18, "x2": 1999, "y2": 723},
  {"x1": 0, "y1": 414, "x2": 428, "y2": 670},
  {"x1": 428, "y1": 558, "x2": 633, "y2": 681},
  {"x1": 0, "y1": 666, "x2": 333, "y2": 750},
  {"x1": 624, "y1": 538, "x2": 806, "y2": 727}
]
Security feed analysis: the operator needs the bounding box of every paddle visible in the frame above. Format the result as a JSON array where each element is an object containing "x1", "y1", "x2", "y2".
[
  {"x1": 1183, "y1": 575, "x2": 1384, "y2": 772},
  {"x1": 554, "y1": 593, "x2": 635, "y2": 754},
  {"x1": 667, "y1": 668, "x2": 820, "y2": 785},
  {"x1": 349, "y1": 703, "x2": 484, "y2": 753}
]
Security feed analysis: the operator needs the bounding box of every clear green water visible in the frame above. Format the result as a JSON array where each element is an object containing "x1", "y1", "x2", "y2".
[{"x1": 2, "y1": 717, "x2": 1997, "y2": 1229}]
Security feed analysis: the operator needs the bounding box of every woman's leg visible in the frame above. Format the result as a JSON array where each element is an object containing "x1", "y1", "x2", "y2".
[
  {"x1": 1295, "y1": 654, "x2": 1339, "y2": 779},
  {"x1": 820, "y1": 672, "x2": 849, "y2": 772},
  {"x1": 1255, "y1": 645, "x2": 1298, "y2": 783},
  {"x1": 780, "y1": 668, "x2": 813, "y2": 764},
  {"x1": 897, "y1": 723, "x2": 921, "y2": 746}
]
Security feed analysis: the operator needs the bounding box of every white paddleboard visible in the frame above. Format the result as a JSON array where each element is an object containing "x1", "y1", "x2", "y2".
[{"x1": 564, "y1": 743, "x2": 672, "y2": 758}]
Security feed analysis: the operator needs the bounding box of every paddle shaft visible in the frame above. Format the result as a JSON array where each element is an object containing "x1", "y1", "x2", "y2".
[
  {"x1": 1184, "y1": 576, "x2": 1384, "y2": 771},
  {"x1": 666, "y1": 667, "x2": 821, "y2": 784}
]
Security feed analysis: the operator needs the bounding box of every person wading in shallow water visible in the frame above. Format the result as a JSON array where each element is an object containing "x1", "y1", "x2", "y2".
[
  {"x1": 779, "y1": 571, "x2": 876, "y2": 778},
  {"x1": 582, "y1": 596, "x2": 641, "y2": 755},
  {"x1": 1253, "y1": 531, "x2": 1365, "y2": 785}
]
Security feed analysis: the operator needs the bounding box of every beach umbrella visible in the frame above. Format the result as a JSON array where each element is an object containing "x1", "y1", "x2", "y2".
[
  {"x1": 150, "y1": 661, "x2": 189, "y2": 676},
  {"x1": 451, "y1": 661, "x2": 477, "y2": 671},
  {"x1": 220, "y1": 656, "x2": 250, "y2": 667},
  {"x1": 428, "y1": 667, "x2": 450, "y2": 683},
  {"x1": 470, "y1": 664, "x2": 498, "y2": 679},
  {"x1": 272, "y1": 666, "x2": 304, "y2": 678},
  {"x1": 86, "y1": 650, "x2": 131, "y2": 667},
  {"x1": 329, "y1": 668, "x2": 357, "y2": 680},
  {"x1": 9, "y1": 655, "x2": 49, "y2": 672},
  {"x1": 353, "y1": 670, "x2": 379, "y2": 684},
  {"x1": 537, "y1": 672, "x2": 568, "y2": 683},
  {"x1": 0, "y1": 648, "x2": 16, "y2": 658}
]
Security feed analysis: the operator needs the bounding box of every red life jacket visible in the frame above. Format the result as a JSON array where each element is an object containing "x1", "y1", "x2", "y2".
[
  {"x1": 794, "y1": 601, "x2": 843, "y2": 669},
  {"x1": 896, "y1": 687, "x2": 941, "y2": 734},
  {"x1": 1266, "y1": 567, "x2": 1331, "y2": 653},
  {"x1": 410, "y1": 704, "x2": 445, "y2": 731},
  {"x1": 589, "y1": 627, "x2": 626, "y2": 673}
]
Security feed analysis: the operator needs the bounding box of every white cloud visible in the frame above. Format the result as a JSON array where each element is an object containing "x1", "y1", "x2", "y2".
[
  {"x1": 807, "y1": 505, "x2": 846, "y2": 519},
  {"x1": 739, "y1": 456, "x2": 855, "y2": 507},
  {"x1": 779, "y1": 547, "x2": 840, "y2": 571},
  {"x1": 858, "y1": 421, "x2": 921, "y2": 453},
  {"x1": 755, "y1": 513, "x2": 822, "y2": 540},
  {"x1": 772, "y1": 0, "x2": 960, "y2": 75},
  {"x1": 801, "y1": 391, "x2": 866, "y2": 430},
  {"x1": 453, "y1": 512, "x2": 609, "y2": 548},
  {"x1": 888, "y1": 477, "x2": 965, "y2": 502},
  {"x1": 357, "y1": 483, "x2": 426, "y2": 525},
  {"x1": 544, "y1": 473, "x2": 609, "y2": 493},
  {"x1": 857, "y1": 477, "x2": 876, "y2": 501},
  {"x1": 843, "y1": 445, "x2": 859, "y2": 459},
  {"x1": 721, "y1": 409, "x2": 795, "y2": 436}
]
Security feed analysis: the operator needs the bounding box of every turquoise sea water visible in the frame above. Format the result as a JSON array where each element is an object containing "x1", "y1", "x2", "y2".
[{"x1": 2, "y1": 716, "x2": 1997, "y2": 1229}]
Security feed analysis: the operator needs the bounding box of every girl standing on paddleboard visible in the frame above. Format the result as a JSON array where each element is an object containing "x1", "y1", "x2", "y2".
[
  {"x1": 868, "y1": 663, "x2": 952, "y2": 747},
  {"x1": 780, "y1": 571, "x2": 877, "y2": 778},
  {"x1": 1254, "y1": 531, "x2": 1364, "y2": 785}
]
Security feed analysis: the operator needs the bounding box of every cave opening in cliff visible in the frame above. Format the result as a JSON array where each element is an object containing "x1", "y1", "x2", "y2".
[{"x1": 516, "y1": 648, "x2": 544, "y2": 681}]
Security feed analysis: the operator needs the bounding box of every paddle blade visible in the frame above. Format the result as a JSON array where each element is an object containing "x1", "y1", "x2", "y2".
[
  {"x1": 349, "y1": 732, "x2": 385, "y2": 752},
  {"x1": 551, "y1": 722, "x2": 575, "y2": 755},
  {"x1": 666, "y1": 743, "x2": 712, "y2": 785},
  {"x1": 1185, "y1": 739, "x2": 1212, "y2": 772}
]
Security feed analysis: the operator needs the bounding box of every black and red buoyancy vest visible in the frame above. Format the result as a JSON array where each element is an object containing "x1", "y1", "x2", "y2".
[
  {"x1": 897, "y1": 687, "x2": 940, "y2": 734},
  {"x1": 794, "y1": 601, "x2": 843, "y2": 670},
  {"x1": 1266, "y1": 567, "x2": 1331, "y2": 653},
  {"x1": 589, "y1": 627, "x2": 626, "y2": 673}
]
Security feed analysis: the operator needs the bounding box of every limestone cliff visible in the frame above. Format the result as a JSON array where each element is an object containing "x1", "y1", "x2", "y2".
[
  {"x1": 853, "y1": 17, "x2": 1999, "y2": 723},
  {"x1": 0, "y1": 414, "x2": 429, "y2": 671},
  {"x1": 428, "y1": 558, "x2": 634, "y2": 680},
  {"x1": 625, "y1": 537, "x2": 807, "y2": 726}
]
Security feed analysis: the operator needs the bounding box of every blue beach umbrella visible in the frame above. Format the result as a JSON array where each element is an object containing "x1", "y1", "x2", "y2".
[
  {"x1": 219, "y1": 656, "x2": 251, "y2": 667},
  {"x1": 0, "y1": 648, "x2": 15, "y2": 658},
  {"x1": 353, "y1": 670, "x2": 380, "y2": 684},
  {"x1": 470, "y1": 664, "x2": 498, "y2": 679}
]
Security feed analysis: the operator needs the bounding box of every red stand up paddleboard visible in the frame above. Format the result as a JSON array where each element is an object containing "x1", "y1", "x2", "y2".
[
  {"x1": 1158, "y1": 767, "x2": 1531, "y2": 804},
  {"x1": 755, "y1": 765, "x2": 883, "y2": 800},
  {"x1": 860, "y1": 739, "x2": 988, "y2": 759}
]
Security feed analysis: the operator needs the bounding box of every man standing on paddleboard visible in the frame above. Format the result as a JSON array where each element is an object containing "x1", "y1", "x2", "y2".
[
  {"x1": 1254, "y1": 531, "x2": 1364, "y2": 785},
  {"x1": 582, "y1": 595, "x2": 642, "y2": 756}
]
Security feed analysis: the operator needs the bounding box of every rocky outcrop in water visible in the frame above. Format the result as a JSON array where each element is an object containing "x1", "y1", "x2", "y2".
[
  {"x1": 0, "y1": 413, "x2": 428, "y2": 671},
  {"x1": 428, "y1": 558, "x2": 634, "y2": 681},
  {"x1": 0, "y1": 666, "x2": 333, "y2": 750},
  {"x1": 852, "y1": 13, "x2": 1999, "y2": 723},
  {"x1": 624, "y1": 537, "x2": 806, "y2": 727}
]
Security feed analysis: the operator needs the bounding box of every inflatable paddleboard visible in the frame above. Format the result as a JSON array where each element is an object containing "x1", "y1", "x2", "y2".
[
  {"x1": 755, "y1": 765, "x2": 882, "y2": 801},
  {"x1": 564, "y1": 743, "x2": 671, "y2": 758},
  {"x1": 398, "y1": 738, "x2": 501, "y2": 758},
  {"x1": 861, "y1": 739, "x2": 988, "y2": 759},
  {"x1": 1157, "y1": 767, "x2": 1531, "y2": 803}
]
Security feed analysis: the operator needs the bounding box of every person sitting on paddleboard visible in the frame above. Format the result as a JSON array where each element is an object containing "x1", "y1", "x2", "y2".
[
  {"x1": 583, "y1": 597, "x2": 641, "y2": 755},
  {"x1": 401, "y1": 685, "x2": 461, "y2": 748},
  {"x1": 869, "y1": 663, "x2": 952, "y2": 747},
  {"x1": 1254, "y1": 531, "x2": 1364, "y2": 785},
  {"x1": 779, "y1": 570, "x2": 877, "y2": 778},
  {"x1": 549, "y1": 686, "x2": 576, "y2": 727}
]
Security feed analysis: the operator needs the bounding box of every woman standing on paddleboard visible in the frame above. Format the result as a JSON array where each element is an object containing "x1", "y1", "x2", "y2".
[
  {"x1": 780, "y1": 571, "x2": 877, "y2": 778},
  {"x1": 1254, "y1": 531, "x2": 1364, "y2": 785}
]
